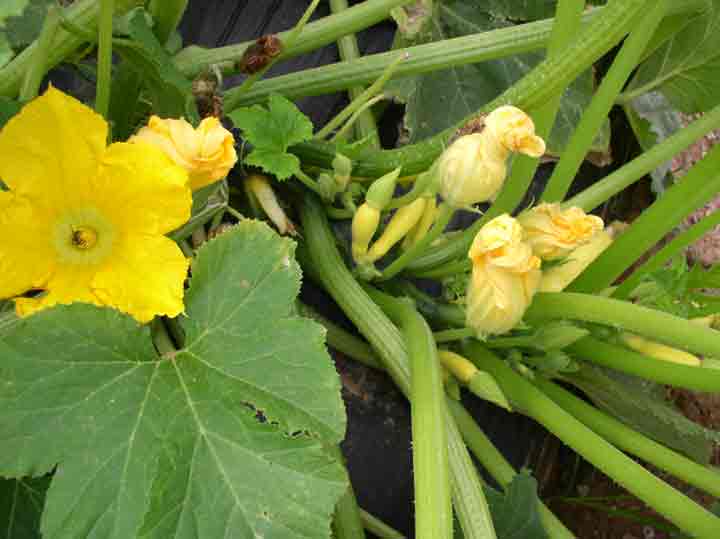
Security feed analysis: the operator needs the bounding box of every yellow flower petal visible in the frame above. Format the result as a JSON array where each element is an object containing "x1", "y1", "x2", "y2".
[
  {"x1": 15, "y1": 264, "x2": 102, "y2": 318},
  {"x1": 0, "y1": 193, "x2": 55, "y2": 298},
  {"x1": 91, "y1": 235, "x2": 189, "y2": 323},
  {"x1": 95, "y1": 142, "x2": 191, "y2": 235},
  {"x1": 466, "y1": 262, "x2": 540, "y2": 336},
  {"x1": 0, "y1": 87, "x2": 107, "y2": 208}
]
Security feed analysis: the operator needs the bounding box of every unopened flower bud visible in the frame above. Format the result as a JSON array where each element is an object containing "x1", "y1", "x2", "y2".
[
  {"x1": 539, "y1": 228, "x2": 613, "y2": 292},
  {"x1": 402, "y1": 194, "x2": 438, "y2": 249},
  {"x1": 518, "y1": 203, "x2": 604, "y2": 260},
  {"x1": 621, "y1": 333, "x2": 701, "y2": 366},
  {"x1": 351, "y1": 168, "x2": 401, "y2": 262},
  {"x1": 366, "y1": 197, "x2": 426, "y2": 262},
  {"x1": 130, "y1": 115, "x2": 237, "y2": 191},
  {"x1": 466, "y1": 214, "x2": 541, "y2": 336},
  {"x1": 332, "y1": 153, "x2": 353, "y2": 190},
  {"x1": 246, "y1": 174, "x2": 296, "y2": 235},
  {"x1": 437, "y1": 106, "x2": 545, "y2": 208},
  {"x1": 366, "y1": 167, "x2": 401, "y2": 210}
]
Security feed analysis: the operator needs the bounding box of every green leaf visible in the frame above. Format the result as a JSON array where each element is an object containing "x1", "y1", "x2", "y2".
[
  {"x1": 623, "y1": 91, "x2": 683, "y2": 194},
  {"x1": 0, "y1": 476, "x2": 49, "y2": 538},
  {"x1": 484, "y1": 472, "x2": 548, "y2": 539},
  {"x1": 230, "y1": 93, "x2": 314, "y2": 180},
  {"x1": 688, "y1": 263, "x2": 720, "y2": 289},
  {"x1": 387, "y1": 0, "x2": 610, "y2": 158},
  {"x1": 568, "y1": 365, "x2": 720, "y2": 464},
  {"x1": 0, "y1": 96, "x2": 21, "y2": 129},
  {"x1": 624, "y1": 0, "x2": 720, "y2": 113},
  {"x1": 112, "y1": 9, "x2": 198, "y2": 121},
  {"x1": 0, "y1": 222, "x2": 346, "y2": 538}
]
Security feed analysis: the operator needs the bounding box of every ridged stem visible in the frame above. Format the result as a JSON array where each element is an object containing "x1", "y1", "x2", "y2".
[
  {"x1": 541, "y1": 0, "x2": 666, "y2": 202},
  {"x1": 537, "y1": 378, "x2": 720, "y2": 498},
  {"x1": 299, "y1": 193, "x2": 496, "y2": 539},
  {"x1": 462, "y1": 342, "x2": 720, "y2": 539}
]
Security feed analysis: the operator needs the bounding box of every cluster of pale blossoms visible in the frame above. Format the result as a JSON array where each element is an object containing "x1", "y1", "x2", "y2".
[
  {"x1": 0, "y1": 88, "x2": 237, "y2": 322},
  {"x1": 426, "y1": 105, "x2": 609, "y2": 336}
]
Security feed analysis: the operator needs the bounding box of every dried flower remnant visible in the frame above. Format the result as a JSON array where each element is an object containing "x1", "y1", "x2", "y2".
[{"x1": 237, "y1": 34, "x2": 283, "y2": 74}]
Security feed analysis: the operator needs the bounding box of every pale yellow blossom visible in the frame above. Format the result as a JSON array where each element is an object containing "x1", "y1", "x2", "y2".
[
  {"x1": 130, "y1": 115, "x2": 237, "y2": 190},
  {"x1": 466, "y1": 214, "x2": 541, "y2": 336},
  {"x1": 437, "y1": 106, "x2": 545, "y2": 208},
  {"x1": 518, "y1": 203, "x2": 604, "y2": 260}
]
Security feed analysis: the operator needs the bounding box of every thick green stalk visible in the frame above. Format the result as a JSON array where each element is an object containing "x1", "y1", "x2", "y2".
[
  {"x1": 297, "y1": 303, "x2": 381, "y2": 370},
  {"x1": 329, "y1": 0, "x2": 380, "y2": 146},
  {"x1": 368, "y1": 290, "x2": 454, "y2": 539},
  {"x1": 538, "y1": 378, "x2": 720, "y2": 498},
  {"x1": 564, "y1": 104, "x2": 720, "y2": 212},
  {"x1": 299, "y1": 194, "x2": 495, "y2": 539},
  {"x1": 526, "y1": 292, "x2": 720, "y2": 359},
  {"x1": 463, "y1": 342, "x2": 720, "y2": 539},
  {"x1": 148, "y1": 0, "x2": 188, "y2": 44},
  {"x1": 447, "y1": 399, "x2": 576, "y2": 539},
  {"x1": 172, "y1": 0, "x2": 415, "y2": 77},
  {"x1": 331, "y1": 447, "x2": 366, "y2": 539},
  {"x1": 569, "y1": 143, "x2": 720, "y2": 293},
  {"x1": 567, "y1": 336, "x2": 720, "y2": 392},
  {"x1": 359, "y1": 510, "x2": 405, "y2": 539},
  {"x1": 229, "y1": 15, "x2": 588, "y2": 109},
  {"x1": 0, "y1": 0, "x2": 142, "y2": 98},
  {"x1": 95, "y1": 0, "x2": 114, "y2": 118},
  {"x1": 18, "y1": 6, "x2": 60, "y2": 102},
  {"x1": 541, "y1": 0, "x2": 666, "y2": 202},
  {"x1": 387, "y1": 281, "x2": 465, "y2": 328},
  {"x1": 507, "y1": 0, "x2": 584, "y2": 207},
  {"x1": 614, "y1": 209, "x2": 720, "y2": 299},
  {"x1": 291, "y1": 0, "x2": 672, "y2": 179}
]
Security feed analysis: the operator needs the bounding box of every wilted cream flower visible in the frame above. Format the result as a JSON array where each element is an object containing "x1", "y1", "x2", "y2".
[
  {"x1": 518, "y1": 203, "x2": 604, "y2": 260},
  {"x1": 620, "y1": 333, "x2": 701, "y2": 366},
  {"x1": 466, "y1": 214, "x2": 541, "y2": 336},
  {"x1": 436, "y1": 106, "x2": 545, "y2": 208},
  {"x1": 130, "y1": 116, "x2": 237, "y2": 191}
]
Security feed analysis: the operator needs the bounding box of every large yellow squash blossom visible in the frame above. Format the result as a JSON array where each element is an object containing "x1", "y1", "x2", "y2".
[
  {"x1": 130, "y1": 115, "x2": 237, "y2": 191},
  {"x1": 518, "y1": 202, "x2": 604, "y2": 260},
  {"x1": 0, "y1": 88, "x2": 192, "y2": 322},
  {"x1": 466, "y1": 214, "x2": 541, "y2": 336}
]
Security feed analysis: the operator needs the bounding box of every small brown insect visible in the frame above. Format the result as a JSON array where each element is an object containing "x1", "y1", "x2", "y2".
[{"x1": 237, "y1": 34, "x2": 283, "y2": 75}]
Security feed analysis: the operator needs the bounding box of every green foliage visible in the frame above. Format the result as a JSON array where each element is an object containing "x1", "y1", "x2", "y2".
[
  {"x1": 0, "y1": 476, "x2": 49, "y2": 538},
  {"x1": 631, "y1": 257, "x2": 720, "y2": 318},
  {"x1": 0, "y1": 96, "x2": 21, "y2": 128},
  {"x1": 0, "y1": 222, "x2": 347, "y2": 538},
  {"x1": 230, "y1": 94, "x2": 314, "y2": 181},
  {"x1": 568, "y1": 365, "x2": 720, "y2": 464},
  {"x1": 622, "y1": 91, "x2": 683, "y2": 193},
  {"x1": 112, "y1": 9, "x2": 198, "y2": 122},
  {"x1": 624, "y1": 0, "x2": 720, "y2": 113},
  {"x1": 484, "y1": 472, "x2": 548, "y2": 539},
  {"x1": 387, "y1": 0, "x2": 610, "y2": 157}
]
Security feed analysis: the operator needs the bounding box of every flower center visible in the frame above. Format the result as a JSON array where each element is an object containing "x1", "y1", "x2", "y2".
[
  {"x1": 71, "y1": 227, "x2": 98, "y2": 250},
  {"x1": 54, "y1": 207, "x2": 116, "y2": 265}
]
